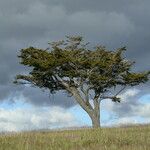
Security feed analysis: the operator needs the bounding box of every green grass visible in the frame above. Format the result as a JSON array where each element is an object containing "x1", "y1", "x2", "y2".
[{"x1": 0, "y1": 125, "x2": 150, "y2": 150}]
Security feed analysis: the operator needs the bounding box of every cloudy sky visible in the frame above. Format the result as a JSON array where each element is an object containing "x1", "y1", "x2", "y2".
[{"x1": 0, "y1": 0, "x2": 150, "y2": 132}]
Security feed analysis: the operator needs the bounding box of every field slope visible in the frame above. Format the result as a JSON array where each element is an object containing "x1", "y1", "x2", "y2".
[{"x1": 0, "y1": 125, "x2": 150, "y2": 150}]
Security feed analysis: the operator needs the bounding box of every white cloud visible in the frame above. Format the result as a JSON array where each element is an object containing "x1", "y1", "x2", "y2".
[
  {"x1": 102, "y1": 89, "x2": 150, "y2": 125},
  {"x1": 119, "y1": 88, "x2": 140, "y2": 102},
  {"x1": 113, "y1": 117, "x2": 138, "y2": 126},
  {"x1": 0, "y1": 106, "x2": 77, "y2": 132},
  {"x1": 135, "y1": 103, "x2": 150, "y2": 118},
  {"x1": 102, "y1": 89, "x2": 140, "y2": 111}
]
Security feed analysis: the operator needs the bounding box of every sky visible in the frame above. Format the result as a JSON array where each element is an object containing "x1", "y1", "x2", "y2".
[{"x1": 0, "y1": 0, "x2": 150, "y2": 132}]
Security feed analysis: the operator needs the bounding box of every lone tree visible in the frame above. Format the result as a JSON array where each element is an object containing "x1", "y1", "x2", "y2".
[{"x1": 14, "y1": 36, "x2": 150, "y2": 128}]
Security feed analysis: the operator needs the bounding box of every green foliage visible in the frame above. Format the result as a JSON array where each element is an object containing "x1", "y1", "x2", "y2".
[
  {"x1": 14, "y1": 36, "x2": 149, "y2": 98},
  {"x1": 14, "y1": 36, "x2": 150, "y2": 128}
]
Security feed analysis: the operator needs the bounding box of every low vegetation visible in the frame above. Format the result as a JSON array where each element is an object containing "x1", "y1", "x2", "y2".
[{"x1": 0, "y1": 125, "x2": 150, "y2": 150}]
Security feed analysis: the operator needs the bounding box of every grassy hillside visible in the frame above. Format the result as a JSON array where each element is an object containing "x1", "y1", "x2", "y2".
[{"x1": 0, "y1": 125, "x2": 150, "y2": 150}]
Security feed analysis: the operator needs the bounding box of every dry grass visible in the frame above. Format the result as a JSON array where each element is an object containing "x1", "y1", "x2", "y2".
[{"x1": 0, "y1": 125, "x2": 150, "y2": 150}]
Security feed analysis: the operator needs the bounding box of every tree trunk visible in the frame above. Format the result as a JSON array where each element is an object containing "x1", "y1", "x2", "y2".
[
  {"x1": 91, "y1": 115, "x2": 100, "y2": 128},
  {"x1": 68, "y1": 87, "x2": 101, "y2": 128},
  {"x1": 90, "y1": 107, "x2": 100, "y2": 128},
  {"x1": 86, "y1": 100, "x2": 100, "y2": 128}
]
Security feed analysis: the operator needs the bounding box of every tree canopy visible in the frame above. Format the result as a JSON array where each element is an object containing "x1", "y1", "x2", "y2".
[{"x1": 14, "y1": 36, "x2": 150, "y2": 127}]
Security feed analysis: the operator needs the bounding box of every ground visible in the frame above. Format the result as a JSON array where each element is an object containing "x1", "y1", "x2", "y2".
[{"x1": 0, "y1": 125, "x2": 150, "y2": 150}]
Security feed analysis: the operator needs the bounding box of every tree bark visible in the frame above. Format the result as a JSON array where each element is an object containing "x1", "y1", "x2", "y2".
[
  {"x1": 90, "y1": 102, "x2": 100, "y2": 128},
  {"x1": 63, "y1": 85, "x2": 101, "y2": 128},
  {"x1": 71, "y1": 89, "x2": 101, "y2": 128},
  {"x1": 91, "y1": 114, "x2": 100, "y2": 128}
]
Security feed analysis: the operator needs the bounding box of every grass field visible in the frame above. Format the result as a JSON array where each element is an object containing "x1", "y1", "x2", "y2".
[{"x1": 0, "y1": 125, "x2": 150, "y2": 150}]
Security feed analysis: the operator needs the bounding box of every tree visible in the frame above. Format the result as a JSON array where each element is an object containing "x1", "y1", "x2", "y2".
[{"x1": 14, "y1": 36, "x2": 150, "y2": 128}]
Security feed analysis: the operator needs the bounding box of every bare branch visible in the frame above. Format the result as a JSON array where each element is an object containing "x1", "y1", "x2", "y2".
[
  {"x1": 70, "y1": 87, "x2": 94, "y2": 112},
  {"x1": 54, "y1": 74, "x2": 69, "y2": 88},
  {"x1": 100, "y1": 85, "x2": 126, "y2": 102},
  {"x1": 114, "y1": 85, "x2": 126, "y2": 97}
]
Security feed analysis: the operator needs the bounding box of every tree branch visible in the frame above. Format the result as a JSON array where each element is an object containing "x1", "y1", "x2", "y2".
[
  {"x1": 55, "y1": 74, "x2": 93, "y2": 112},
  {"x1": 70, "y1": 87, "x2": 94, "y2": 113},
  {"x1": 93, "y1": 93, "x2": 100, "y2": 109},
  {"x1": 114, "y1": 85, "x2": 126, "y2": 97},
  {"x1": 100, "y1": 86, "x2": 126, "y2": 102}
]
